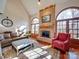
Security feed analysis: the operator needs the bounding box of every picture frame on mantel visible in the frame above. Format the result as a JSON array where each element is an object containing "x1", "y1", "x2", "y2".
[{"x1": 42, "y1": 14, "x2": 51, "y2": 23}]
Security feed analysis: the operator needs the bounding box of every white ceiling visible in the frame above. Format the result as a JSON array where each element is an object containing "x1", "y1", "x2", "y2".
[{"x1": 21, "y1": 0, "x2": 70, "y2": 16}]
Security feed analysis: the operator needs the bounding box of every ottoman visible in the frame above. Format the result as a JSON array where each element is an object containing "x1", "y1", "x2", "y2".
[{"x1": 12, "y1": 39, "x2": 33, "y2": 55}]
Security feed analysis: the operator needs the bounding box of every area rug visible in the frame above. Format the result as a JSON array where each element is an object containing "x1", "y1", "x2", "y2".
[
  {"x1": 2, "y1": 39, "x2": 60, "y2": 59},
  {"x1": 2, "y1": 39, "x2": 44, "y2": 59},
  {"x1": 3, "y1": 46, "x2": 17, "y2": 59},
  {"x1": 3, "y1": 45, "x2": 60, "y2": 59}
]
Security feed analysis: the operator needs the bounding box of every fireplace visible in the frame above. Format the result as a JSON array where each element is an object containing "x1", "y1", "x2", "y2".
[{"x1": 41, "y1": 31, "x2": 50, "y2": 38}]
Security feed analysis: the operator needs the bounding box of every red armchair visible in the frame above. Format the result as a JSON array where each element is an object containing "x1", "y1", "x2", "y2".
[{"x1": 52, "y1": 33, "x2": 70, "y2": 51}]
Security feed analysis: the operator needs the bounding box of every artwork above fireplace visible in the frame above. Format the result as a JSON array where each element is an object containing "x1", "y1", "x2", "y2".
[{"x1": 41, "y1": 31, "x2": 50, "y2": 38}]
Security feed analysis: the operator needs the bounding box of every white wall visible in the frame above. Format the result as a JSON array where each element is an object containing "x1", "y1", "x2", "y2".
[
  {"x1": 0, "y1": 0, "x2": 30, "y2": 32},
  {"x1": 31, "y1": 0, "x2": 79, "y2": 19},
  {"x1": 56, "y1": 0, "x2": 79, "y2": 18},
  {"x1": 0, "y1": 0, "x2": 7, "y2": 13}
]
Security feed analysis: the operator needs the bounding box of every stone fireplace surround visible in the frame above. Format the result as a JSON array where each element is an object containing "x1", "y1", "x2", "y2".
[
  {"x1": 37, "y1": 5, "x2": 55, "y2": 44},
  {"x1": 41, "y1": 31, "x2": 50, "y2": 38}
]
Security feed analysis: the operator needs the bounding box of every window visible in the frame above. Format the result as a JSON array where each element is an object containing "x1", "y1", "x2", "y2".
[
  {"x1": 16, "y1": 25, "x2": 27, "y2": 36},
  {"x1": 57, "y1": 7, "x2": 79, "y2": 39},
  {"x1": 31, "y1": 18, "x2": 39, "y2": 34}
]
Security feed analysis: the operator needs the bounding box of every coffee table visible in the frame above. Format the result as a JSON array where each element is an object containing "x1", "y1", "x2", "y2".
[
  {"x1": 18, "y1": 47, "x2": 53, "y2": 59},
  {"x1": 12, "y1": 39, "x2": 34, "y2": 55}
]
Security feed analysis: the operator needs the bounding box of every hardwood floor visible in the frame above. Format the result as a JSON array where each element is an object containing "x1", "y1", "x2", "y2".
[
  {"x1": 60, "y1": 48, "x2": 79, "y2": 59},
  {"x1": 37, "y1": 40, "x2": 79, "y2": 59},
  {"x1": 2, "y1": 39, "x2": 79, "y2": 59}
]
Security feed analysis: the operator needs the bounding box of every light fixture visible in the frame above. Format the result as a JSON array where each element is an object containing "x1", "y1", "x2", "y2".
[{"x1": 38, "y1": 0, "x2": 40, "y2": 5}]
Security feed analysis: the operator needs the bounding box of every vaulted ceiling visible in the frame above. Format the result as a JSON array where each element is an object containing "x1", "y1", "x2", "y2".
[{"x1": 20, "y1": 0, "x2": 71, "y2": 16}]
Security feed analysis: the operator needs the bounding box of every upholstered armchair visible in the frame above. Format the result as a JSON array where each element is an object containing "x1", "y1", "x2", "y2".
[{"x1": 52, "y1": 33, "x2": 70, "y2": 51}]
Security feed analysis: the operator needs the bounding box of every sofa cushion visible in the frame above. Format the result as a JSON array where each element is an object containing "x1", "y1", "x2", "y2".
[
  {"x1": 58, "y1": 33, "x2": 68, "y2": 41},
  {"x1": 11, "y1": 32, "x2": 17, "y2": 37},
  {"x1": 0, "y1": 34, "x2": 4, "y2": 40},
  {"x1": 4, "y1": 33, "x2": 11, "y2": 39}
]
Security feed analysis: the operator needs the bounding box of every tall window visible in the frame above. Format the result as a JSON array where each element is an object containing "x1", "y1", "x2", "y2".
[
  {"x1": 31, "y1": 18, "x2": 39, "y2": 34},
  {"x1": 57, "y1": 7, "x2": 79, "y2": 39},
  {"x1": 16, "y1": 25, "x2": 27, "y2": 36}
]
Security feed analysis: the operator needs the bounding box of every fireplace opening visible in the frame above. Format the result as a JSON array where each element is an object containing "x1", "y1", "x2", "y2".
[{"x1": 41, "y1": 31, "x2": 50, "y2": 38}]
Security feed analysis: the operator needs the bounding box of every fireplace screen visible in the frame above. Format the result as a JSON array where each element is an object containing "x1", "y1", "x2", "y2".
[{"x1": 41, "y1": 31, "x2": 50, "y2": 38}]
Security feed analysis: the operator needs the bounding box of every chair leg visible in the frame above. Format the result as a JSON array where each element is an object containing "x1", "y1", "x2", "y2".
[{"x1": 17, "y1": 49, "x2": 19, "y2": 56}]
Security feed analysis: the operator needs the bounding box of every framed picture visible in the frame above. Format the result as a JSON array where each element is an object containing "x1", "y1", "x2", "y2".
[{"x1": 42, "y1": 14, "x2": 51, "y2": 23}]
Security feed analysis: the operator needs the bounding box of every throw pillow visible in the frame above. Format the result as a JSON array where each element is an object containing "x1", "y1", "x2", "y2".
[
  {"x1": 0, "y1": 34, "x2": 4, "y2": 40},
  {"x1": 4, "y1": 33, "x2": 11, "y2": 39}
]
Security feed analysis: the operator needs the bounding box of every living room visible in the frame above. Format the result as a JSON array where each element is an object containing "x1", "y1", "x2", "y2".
[{"x1": 0, "y1": 0, "x2": 79, "y2": 59}]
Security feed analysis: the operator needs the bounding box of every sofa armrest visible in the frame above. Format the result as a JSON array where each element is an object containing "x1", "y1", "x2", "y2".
[
  {"x1": 52, "y1": 37, "x2": 58, "y2": 41},
  {"x1": 64, "y1": 39, "x2": 70, "y2": 47},
  {"x1": 0, "y1": 43, "x2": 4, "y2": 59}
]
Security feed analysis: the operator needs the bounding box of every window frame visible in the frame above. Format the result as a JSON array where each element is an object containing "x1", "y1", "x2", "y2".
[
  {"x1": 56, "y1": 7, "x2": 79, "y2": 19},
  {"x1": 56, "y1": 7, "x2": 79, "y2": 39},
  {"x1": 31, "y1": 17, "x2": 39, "y2": 34}
]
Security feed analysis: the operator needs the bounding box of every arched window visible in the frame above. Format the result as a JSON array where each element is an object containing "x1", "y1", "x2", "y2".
[
  {"x1": 57, "y1": 7, "x2": 79, "y2": 39},
  {"x1": 31, "y1": 18, "x2": 39, "y2": 34}
]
